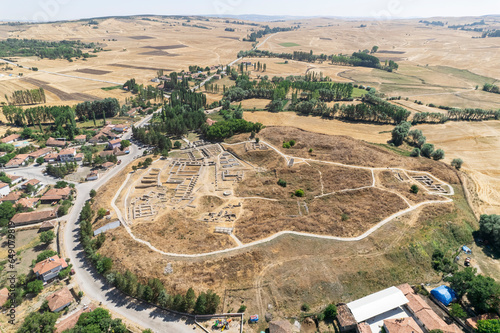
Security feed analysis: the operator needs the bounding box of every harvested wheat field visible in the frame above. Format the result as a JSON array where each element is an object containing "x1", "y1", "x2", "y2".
[
  {"x1": 416, "y1": 120, "x2": 500, "y2": 215},
  {"x1": 244, "y1": 111, "x2": 393, "y2": 143}
]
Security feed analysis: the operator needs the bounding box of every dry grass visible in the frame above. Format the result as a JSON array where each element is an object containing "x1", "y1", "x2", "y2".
[
  {"x1": 244, "y1": 111, "x2": 393, "y2": 144},
  {"x1": 131, "y1": 210, "x2": 236, "y2": 254}
]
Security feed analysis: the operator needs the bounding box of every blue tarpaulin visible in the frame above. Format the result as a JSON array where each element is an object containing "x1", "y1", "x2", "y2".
[
  {"x1": 462, "y1": 245, "x2": 472, "y2": 254},
  {"x1": 431, "y1": 285, "x2": 457, "y2": 306}
]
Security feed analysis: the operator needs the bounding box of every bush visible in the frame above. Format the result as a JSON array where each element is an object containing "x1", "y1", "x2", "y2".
[
  {"x1": 289, "y1": 140, "x2": 296, "y2": 147},
  {"x1": 89, "y1": 189, "x2": 97, "y2": 198},
  {"x1": 283, "y1": 142, "x2": 291, "y2": 149},
  {"x1": 294, "y1": 189, "x2": 305, "y2": 197},
  {"x1": 410, "y1": 148, "x2": 420, "y2": 157},
  {"x1": 39, "y1": 231, "x2": 55, "y2": 244},
  {"x1": 36, "y1": 157, "x2": 45, "y2": 165},
  {"x1": 421, "y1": 143, "x2": 435, "y2": 158},
  {"x1": 277, "y1": 179, "x2": 287, "y2": 187},
  {"x1": 449, "y1": 303, "x2": 467, "y2": 319},
  {"x1": 36, "y1": 250, "x2": 58, "y2": 263},
  {"x1": 410, "y1": 185, "x2": 419, "y2": 194},
  {"x1": 323, "y1": 304, "x2": 337, "y2": 320},
  {"x1": 97, "y1": 208, "x2": 107, "y2": 218},
  {"x1": 451, "y1": 158, "x2": 463, "y2": 170},
  {"x1": 26, "y1": 280, "x2": 43, "y2": 294},
  {"x1": 431, "y1": 148, "x2": 445, "y2": 160},
  {"x1": 237, "y1": 305, "x2": 247, "y2": 313},
  {"x1": 174, "y1": 141, "x2": 182, "y2": 149},
  {"x1": 301, "y1": 303, "x2": 310, "y2": 312}
]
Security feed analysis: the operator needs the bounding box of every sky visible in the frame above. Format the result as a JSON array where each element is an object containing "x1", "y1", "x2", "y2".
[{"x1": 2, "y1": 0, "x2": 499, "y2": 22}]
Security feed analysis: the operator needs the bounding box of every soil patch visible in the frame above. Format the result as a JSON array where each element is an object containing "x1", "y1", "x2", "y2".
[
  {"x1": 21, "y1": 77, "x2": 98, "y2": 101},
  {"x1": 128, "y1": 36, "x2": 155, "y2": 40},
  {"x1": 109, "y1": 63, "x2": 174, "y2": 71},
  {"x1": 74, "y1": 68, "x2": 112, "y2": 75},
  {"x1": 142, "y1": 45, "x2": 188, "y2": 50}
]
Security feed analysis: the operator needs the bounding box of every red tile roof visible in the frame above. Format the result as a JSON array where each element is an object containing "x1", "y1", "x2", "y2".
[
  {"x1": 0, "y1": 182, "x2": 9, "y2": 189},
  {"x1": 55, "y1": 305, "x2": 95, "y2": 333},
  {"x1": 46, "y1": 287, "x2": 73, "y2": 312},
  {"x1": 384, "y1": 317, "x2": 423, "y2": 333},
  {"x1": 0, "y1": 134, "x2": 20, "y2": 143},
  {"x1": 41, "y1": 187, "x2": 71, "y2": 201},
  {"x1": 33, "y1": 255, "x2": 67, "y2": 276},
  {"x1": 16, "y1": 197, "x2": 39, "y2": 208},
  {"x1": 46, "y1": 137, "x2": 66, "y2": 147},
  {"x1": 11, "y1": 209, "x2": 57, "y2": 225},
  {"x1": 0, "y1": 191, "x2": 21, "y2": 202}
]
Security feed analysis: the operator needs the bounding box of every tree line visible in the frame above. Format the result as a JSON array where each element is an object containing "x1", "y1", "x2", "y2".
[
  {"x1": 237, "y1": 49, "x2": 399, "y2": 71},
  {"x1": 203, "y1": 118, "x2": 263, "y2": 141},
  {"x1": 0, "y1": 38, "x2": 95, "y2": 60},
  {"x1": 243, "y1": 25, "x2": 299, "y2": 42},
  {"x1": 78, "y1": 201, "x2": 222, "y2": 314},
  {"x1": 483, "y1": 83, "x2": 500, "y2": 94},
  {"x1": 75, "y1": 98, "x2": 120, "y2": 121},
  {"x1": 4, "y1": 88, "x2": 46, "y2": 105}
]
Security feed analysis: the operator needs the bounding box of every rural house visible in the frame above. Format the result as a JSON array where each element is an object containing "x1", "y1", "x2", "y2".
[
  {"x1": 41, "y1": 187, "x2": 71, "y2": 203},
  {"x1": 16, "y1": 197, "x2": 39, "y2": 209},
  {"x1": 0, "y1": 191, "x2": 21, "y2": 204},
  {"x1": 0, "y1": 134, "x2": 20, "y2": 144},
  {"x1": 54, "y1": 305, "x2": 94, "y2": 333},
  {"x1": 44, "y1": 153, "x2": 59, "y2": 163},
  {"x1": 74, "y1": 134, "x2": 86, "y2": 143},
  {"x1": 46, "y1": 137, "x2": 67, "y2": 147},
  {"x1": 46, "y1": 288, "x2": 73, "y2": 312},
  {"x1": 10, "y1": 209, "x2": 57, "y2": 227},
  {"x1": 58, "y1": 148, "x2": 77, "y2": 162},
  {"x1": 108, "y1": 139, "x2": 122, "y2": 150},
  {"x1": 29, "y1": 147, "x2": 53, "y2": 159},
  {"x1": 86, "y1": 170, "x2": 99, "y2": 181},
  {"x1": 6, "y1": 174, "x2": 23, "y2": 185},
  {"x1": 33, "y1": 255, "x2": 68, "y2": 282}
]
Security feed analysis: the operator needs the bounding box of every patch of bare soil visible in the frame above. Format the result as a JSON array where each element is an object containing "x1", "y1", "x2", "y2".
[
  {"x1": 21, "y1": 77, "x2": 98, "y2": 101},
  {"x1": 74, "y1": 68, "x2": 112, "y2": 75},
  {"x1": 257, "y1": 126, "x2": 459, "y2": 184},
  {"x1": 108, "y1": 63, "x2": 174, "y2": 71},
  {"x1": 235, "y1": 187, "x2": 408, "y2": 243},
  {"x1": 127, "y1": 35, "x2": 155, "y2": 40},
  {"x1": 142, "y1": 45, "x2": 187, "y2": 50},
  {"x1": 131, "y1": 210, "x2": 236, "y2": 254}
]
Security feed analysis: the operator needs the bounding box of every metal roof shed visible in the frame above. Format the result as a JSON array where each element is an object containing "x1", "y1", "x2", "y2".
[
  {"x1": 347, "y1": 286, "x2": 409, "y2": 323},
  {"x1": 93, "y1": 220, "x2": 121, "y2": 236}
]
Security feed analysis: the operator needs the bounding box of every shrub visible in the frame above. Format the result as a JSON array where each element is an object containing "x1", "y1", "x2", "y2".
[
  {"x1": 26, "y1": 280, "x2": 43, "y2": 294},
  {"x1": 39, "y1": 231, "x2": 55, "y2": 244},
  {"x1": 89, "y1": 189, "x2": 97, "y2": 198},
  {"x1": 451, "y1": 158, "x2": 463, "y2": 170},
  {"x1": 421, "y1": 143, "x2": 435, "y2": 158},
  {"x1": 97, "y1": 208, "x2": 107, "y2": 218},
  {"x1": 294, "y1": 189, "x2": 305, "y2": 197},
  {"x1": 341, "y1": 213, "x2": 349, "y2": 221},
  {"x1": 449, "y1": 303, "x2": 467, "y2": 319},
  {"x1": 174, "y1": 141, "x2": 182, "y2": 149},
  {"x1": 410, "y1": 148, "x2": 421, "y2": 157},
  {"x1": 277, "y1": 179, "x2": 287, "y2": 187},
  {"x1": 237, "y1": 305, "x2": 247, "y2": 313},
  {"x1": 323, "y1": 304, "x2": 337, "y2": 320},
  {"x1": 289, "y1": 140, "x2": 296, "y2": 147},
  {"x1": 410, "y1": 185, "x2": 419, "y2": 194},
  {"x1": 301, "y1": 303, "x2": 310, "y2": 312},
  {"x1": 283, "y1": 142, "x2": 291, "y2": 149},
  {"x1": 431, "y1": 148, "x2": 445, "y2": 160}
]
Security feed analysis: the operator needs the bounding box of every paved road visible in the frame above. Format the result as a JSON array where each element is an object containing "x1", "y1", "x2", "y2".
[{"x1": 12, "y1": 113, "x2": 195, "y2": 333}]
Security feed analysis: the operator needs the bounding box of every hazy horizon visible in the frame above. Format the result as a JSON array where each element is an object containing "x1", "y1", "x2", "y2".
[{"x1": 1, "y1": 0, "x2": 498, "y2": 23}]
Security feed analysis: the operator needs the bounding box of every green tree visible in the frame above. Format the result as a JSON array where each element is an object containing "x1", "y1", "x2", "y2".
[
  {"x1": 451, "y1": 158, "x2": 464, "y2": 170},
  {"x1": 431, "y1": 148, "x2": 445, "y2": 160},
  {"x1": 97, "y1": 208, "x2": 107, "y2": 218},
  {"x1": 421, "y1": 143, "x2": 435, "y2": 158},
  {"x1": 449, "y1": 303, "x2": 466, "y2": 319},
  {"x1": 16, "y1": 311, "x2": 59, "y2": 333},
  {"x1": 445, "y1": 267, "x2": 477, "y2": 299},
  {"x1": 479, "y1": 214, "x2": 500, "y2": 250},
  {"x1": 36, "y1": 157, "x2": 45, "y2": 165},
  {"x1": 407, "y1": 129, "x2": 426, "y2": 147},
  {"x1": 277, "y1": 179, "x2": 287, "y2": 187},
  {"x1": 26, "y1": 280, "x2": 43, "y2": 294},
  {"x1": 194, "y1": 293, "x2": 207, "y2": 314},
  {"x1": 467, "y1": 274, "x2": 500, "y2": 313},
  {"x1": 476, "y1": 319, "x2": 500, "y2": 333},
  {"x1": 39, "y1": 231, "x2": 55, "y2": 244},
  {"x1": 174, "y1": 141, "x2": 182, "y2": 149},
  {"x1": 323, "y1": 304, "x2": 337, "y2": 320},
  {"x1": 36, "y1": 250, "x2": 58, "y2": 263},
  {"x1": 90, "y1": 189, "x2": 97, "y2": 198},
  {"x1": 391, "y1": 121, "x2": 411, "y2": 146},
  {"x1": 121, "y1": 140, "x2": 131, "y2": 149},
  {"x1": 96, "y1": 257, "x2": 113, "y2": 274},
  {"x1": 185, "y1": 288, "x2": 196, "y2": 312},
  {"x1": 410, "y1": 185, "x2": 419, "y2": 194},
  {"x1": 295, "y1": 189, "x2": 305, "y2": 197},
  {"x1": 410, "y1": 148, "x2": 421, "y2": 157}
]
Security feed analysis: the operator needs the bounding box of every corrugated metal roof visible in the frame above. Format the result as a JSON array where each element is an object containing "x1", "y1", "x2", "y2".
[
  {"x1": 93, "y1": 220, "x2": 121, "y2": 236},
  {"x1": 347, "y1": 286, "x2": 408, "y2": 323}
]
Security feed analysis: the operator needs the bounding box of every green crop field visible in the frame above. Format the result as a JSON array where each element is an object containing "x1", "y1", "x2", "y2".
[{"x1": 279, "y1": 42, "x2": 301, "y2": 47}]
